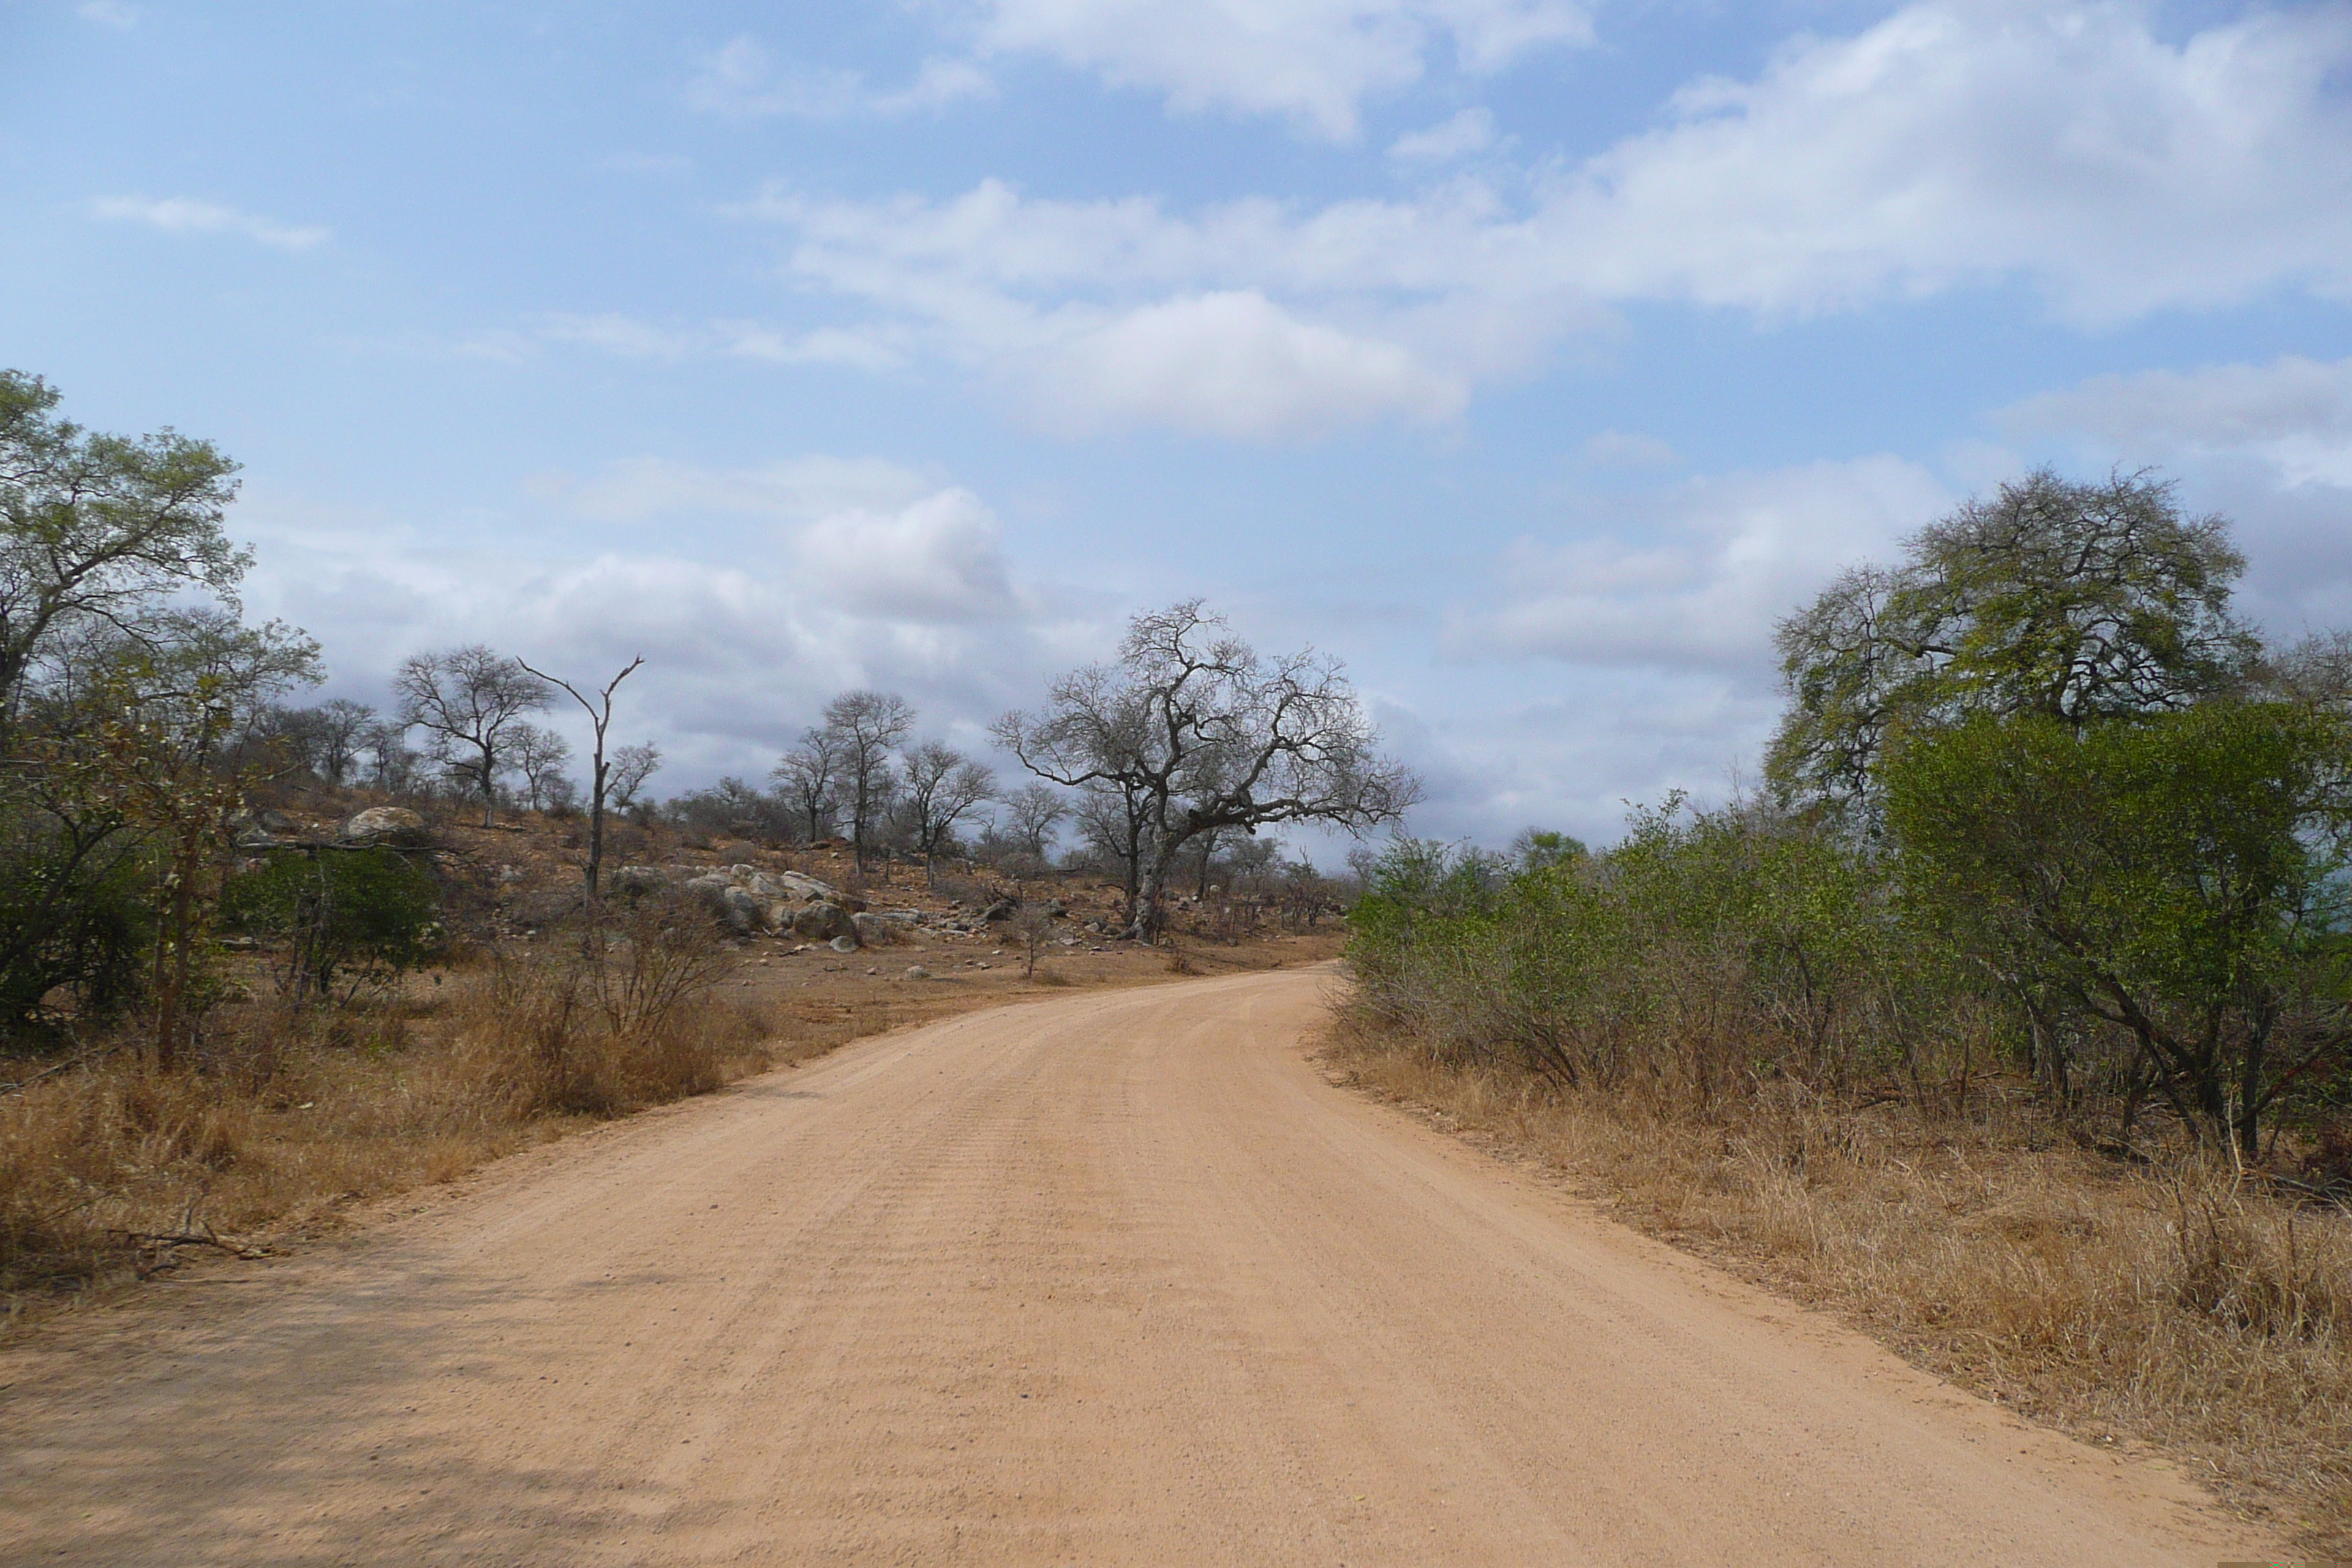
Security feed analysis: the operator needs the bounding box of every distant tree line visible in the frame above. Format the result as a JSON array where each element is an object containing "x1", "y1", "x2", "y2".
[{"x1": 0, "y1": 369, "x2": 1409, "y2": 1055}]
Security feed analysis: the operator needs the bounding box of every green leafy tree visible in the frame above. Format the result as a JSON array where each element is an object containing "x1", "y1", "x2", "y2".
[
  {"x1": 222, "y1": 846, "x2": 442, "y2": 1004},
  {"x1": 0, "y1": 371, "x2": 249, "y2": 743},
  {"x1": 1883, "y1": 703, "x2": 2352, "y2": 1156},
  {"x1": 1771, "y1": 469, "x2": 2259, "y2": 817}
]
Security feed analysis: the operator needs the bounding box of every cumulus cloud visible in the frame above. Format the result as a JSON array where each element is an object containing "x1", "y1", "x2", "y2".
[
  {"x1": 91, "y1": 195, "x2": 328, "y2": 251},
  {"x1": 1554, "y1": 2, "x2": 2352, "y2": 322},
  {"x1": 735, "y1": 4, "x2": 2352, "y2": 437},
  {"x1": 1031, "y1": 290, "x2": 1465, "y2": 437},
  {"x1": 2000, "y1": 355, "x2": 2352, "y2": 489},
  {"x1": 1455, "y1": 456, "x2": 1952, "y2": 670},
  {"x1": 230, "y1": 466, "x2": 1091, "y2": 782},
  {"x1": 793, "y1": 488, "x2": 1020, "y2": 622},
  {"x1": 972, "y1": 0, "x2": 1591, "y2": 140},
  {"x1": 742, "y1": 177, "x2": 1564, "y2": 439},
  {"x1": 688, "y1": 36, "x2": 992, "y2": 119}
]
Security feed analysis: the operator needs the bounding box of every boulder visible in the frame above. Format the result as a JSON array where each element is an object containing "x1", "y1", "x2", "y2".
[
  {"x1": 682, "y1": 875, "x2": 759, "y2": 935},
  {"x1": 774, "y1": 870, "x2": 841, "y2": 903},
  {"x1": 720, "y1": 886, "x2": 764, "y2": 933},
  {"x1": 791, "y1": 902, "x2": 854, "y2": 942},
  {"x1": 336, "y1": 807, "x2": 429, "y2": 848}
]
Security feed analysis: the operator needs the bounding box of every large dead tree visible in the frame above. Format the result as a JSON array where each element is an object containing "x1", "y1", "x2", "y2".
[
  {"x1": 518, "y1": 654, "x2": 644, "y2": 899},
  {"x1": 995, "y1": 600, "x2": 1419, "y2": 940}
]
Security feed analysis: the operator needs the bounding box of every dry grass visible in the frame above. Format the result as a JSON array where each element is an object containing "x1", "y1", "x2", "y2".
[
  {"x1": 1331, "y1": 1024, "x2": 2352, "y2": 1553},
  {"x1": 0, "y1": 936, "x2": 784, "y2": 1323}
]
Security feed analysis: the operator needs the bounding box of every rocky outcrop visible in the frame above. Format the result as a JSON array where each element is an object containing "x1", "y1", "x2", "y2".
[{"x1": 337, "y1": 807, "x2": 430, "y2": 848}]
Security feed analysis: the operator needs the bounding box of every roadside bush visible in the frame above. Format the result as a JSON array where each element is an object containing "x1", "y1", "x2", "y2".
[
  {"x1": 0, "y1": 812, "x2": 154, "y2": 1037},
  {"x1": 1349, "y1": 801, "x2": 1993, "y2": 1113},
  {"x1": 220, "y1": 846, "x2": 444, "y2": 1004}
]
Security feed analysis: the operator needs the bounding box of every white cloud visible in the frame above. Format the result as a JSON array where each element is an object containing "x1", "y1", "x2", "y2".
[
  {"x1": 792, "y1": 488, "x2": 1020, "y2": 622},
  {"x1": 1553, "y1": 2, "x2": 2352, "y2": 322},
  {"x1": 742, "y1": 177, "x2": 1564, "y2": 439},
  {"x1": 91, "y1": 195, "x2": 329, "y2": 251},
  {"x1": 231, "y1": 467, "x2": 1093, "y2": 782},
  {"x1": 393, "y1": 314, "x2": 904, "y2": 373},
  {"x1": 554, "y1": 455, "x2": 941, "y2": 524},
  {"x1": 688, "y1": 36, "x2": 993, "y2": 119},
  {"x1": 1388, "y1": 106, "x2": 1499, "y2": 162},
  {"x1": 1031, "y1": 290, "x2": 1465, "y2": 437},
  {"x1": 972, "y1": 0, "x2": 1592, "y2": 140},
  {"x1": 542, "y1": 457, "x2": 1021, "y2": 621},
  {"x1": 1455, "y1": 456, "x2": 1952, "y2": 670},
  {"x1": 735, "y1": 4, "x2": 2352, "y2": 438},
  {"x1": 1999, "y1": 355, "x2": 2352, "y2": 489}
]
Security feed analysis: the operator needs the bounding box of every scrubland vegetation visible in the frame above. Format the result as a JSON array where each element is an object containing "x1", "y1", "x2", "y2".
[
  {"x1": 0, "y1": 371, "x2": 1364, "y2": 1320},
  {"x1": 1340, "y1": 470, "x2": 2352, "y2": 1546}
]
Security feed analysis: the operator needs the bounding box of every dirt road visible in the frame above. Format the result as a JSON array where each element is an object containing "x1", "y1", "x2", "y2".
[{"x1": 0, "y1": 969, "x2": 2277, "y2": 1565}]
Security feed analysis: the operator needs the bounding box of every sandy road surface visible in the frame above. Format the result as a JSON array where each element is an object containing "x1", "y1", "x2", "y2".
[{"x1": 0, "y1": 968, "x2": 2279, "y2": 1566}]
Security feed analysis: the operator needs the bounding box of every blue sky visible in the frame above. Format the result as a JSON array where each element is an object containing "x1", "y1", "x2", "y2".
[{"x1": 6, "y1": 0, "x2": 2351, "y2": 851}]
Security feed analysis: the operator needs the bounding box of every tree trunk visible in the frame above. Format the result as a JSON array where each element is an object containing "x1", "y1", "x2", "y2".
[
  {"x1": 1128, "y1": 859, "x2": 1167, "y2": 942},
  {"x1": 585, "y1": 755, "x2": 608, "y2": 902},
  {"x1": 2236, "y1": 1025, "x2": 2266, "y2": 1161}
]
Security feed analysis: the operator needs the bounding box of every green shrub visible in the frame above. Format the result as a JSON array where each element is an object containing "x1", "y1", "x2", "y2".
[{"x1": 220, "y1": 846, "x2": 443, "y2": 1003}]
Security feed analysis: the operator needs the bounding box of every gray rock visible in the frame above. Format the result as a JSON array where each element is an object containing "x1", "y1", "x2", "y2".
[
  {"x1": 720, "y1": 886, "x2": 764, "y2": 932},
  {"x1": 774, "y1": 870, "x2": 840, "y2": 903},
  {"x1": 336, "y1": 806, "x2": 429, "y2": 848},
  {"x1": 792, "y1": 902, "x2": 854, "y2": 942}
]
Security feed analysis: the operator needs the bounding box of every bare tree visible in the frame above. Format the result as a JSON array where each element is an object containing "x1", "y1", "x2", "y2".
[
  {"x1": 508, "y1": 723, "x2": 574, "y2": 813},
  {"x1": 312, "y1": 698, "x2": 376, "y2": 785},
  {"x1": 517, "y1": 655, "x2": 645, "y2": 899},
  {"x1": 394, "y1": 645, "x2": 551, "y2": 827},
  {"x1": 360, "y1": 718, "x2": 421, "y2": 795},
  {"x1": 995, "y1": 600, "x2": 1418, "y2": 940},
  {"x1": 772, "y1": 726, "x2": 843, "y2": 843},
  {"x1": 897, "y1": 740, "x2": 996, "y2": 869},
  {"x1": 821, "y1": 690, "x2": 914, "y2": 870},
  {"x1": 1003, "y1": 781, "x2": 1069, "y2": 860},
  {"x1": 608, "y1": 741, "x2": 662, "y2": 813}
]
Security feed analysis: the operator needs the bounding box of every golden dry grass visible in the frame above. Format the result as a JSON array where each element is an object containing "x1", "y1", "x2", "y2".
[
  {"x1": 0, "y1": 956, "x2": 780, "y2": 1322},
  {"x1": 1330, "y1": 1026, "x2": 2352, "y2": 1553}
]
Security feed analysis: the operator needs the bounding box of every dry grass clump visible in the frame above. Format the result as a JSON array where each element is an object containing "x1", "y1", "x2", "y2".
[
  {"x1": 0, "y1": 910, "x2": 776, "y2": 1320},
  {"x1": 1333, "y1": 1029, "x2": 2352, "y2": 1552}
]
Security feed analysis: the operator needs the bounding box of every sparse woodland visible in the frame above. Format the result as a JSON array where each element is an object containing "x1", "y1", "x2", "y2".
[
  {"x1": 0, "y1": 373, "x2": 1349, "y2": 1315},
  {"x1": 11, "y1": 371, "x2": 2351, "y2": 1545},
  {"x1": 1341, "y1": 470, "x2": 2352, "y2": 1546}
]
